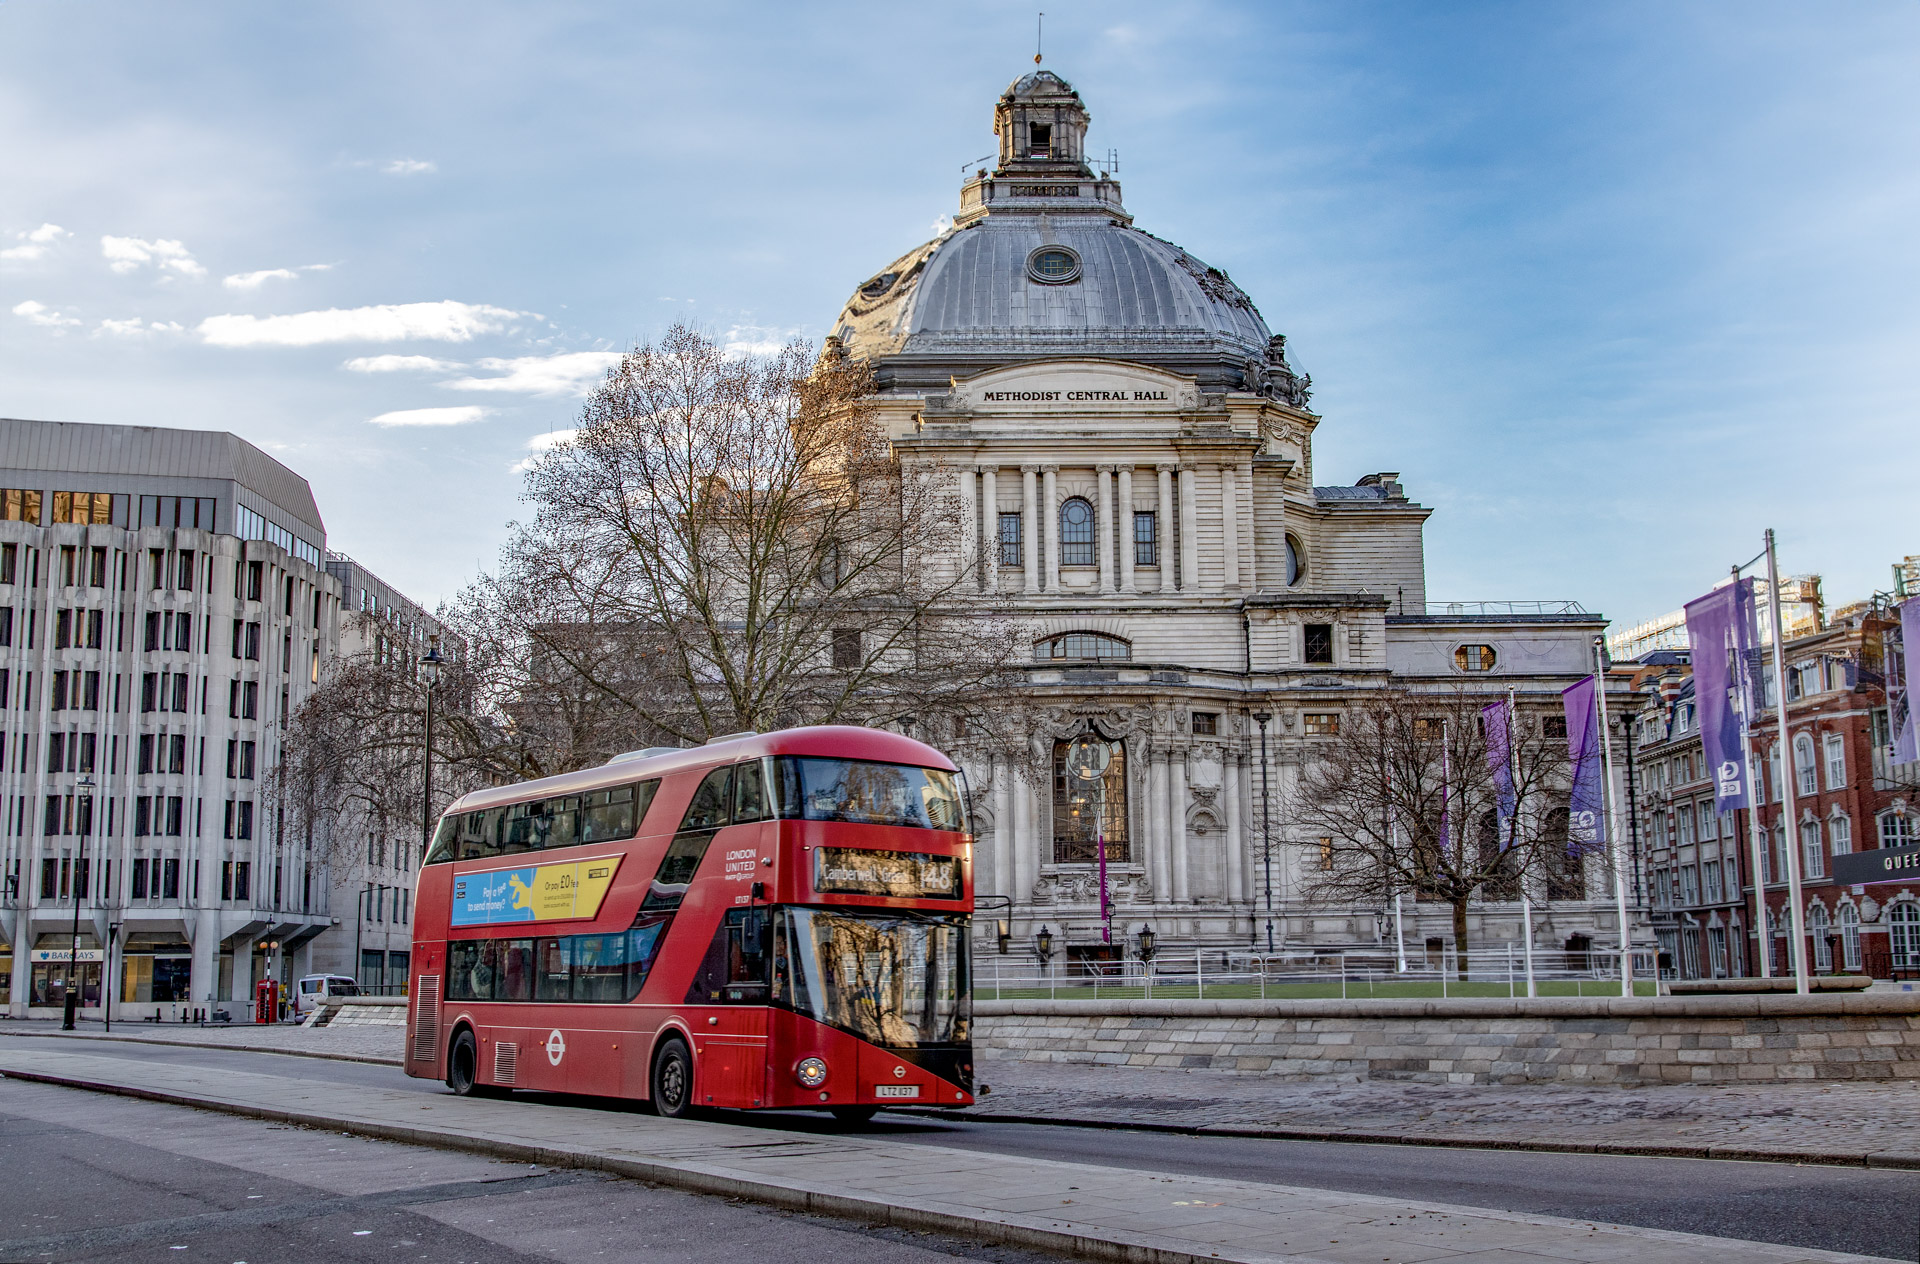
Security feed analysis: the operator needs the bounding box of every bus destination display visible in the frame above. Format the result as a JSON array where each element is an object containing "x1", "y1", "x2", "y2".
[{"x1": 813, "y1": 847, "x2": 961, "y2": 899}]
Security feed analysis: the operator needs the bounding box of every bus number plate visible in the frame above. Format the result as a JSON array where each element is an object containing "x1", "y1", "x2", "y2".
[{"x1": 873, "y1": 1084, "x2": 920, "y2": 1098}]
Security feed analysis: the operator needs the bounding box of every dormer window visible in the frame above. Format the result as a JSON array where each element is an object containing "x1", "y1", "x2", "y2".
[{"x1": 1028, "y1": 122, "x2": 1052, "y2": 159}]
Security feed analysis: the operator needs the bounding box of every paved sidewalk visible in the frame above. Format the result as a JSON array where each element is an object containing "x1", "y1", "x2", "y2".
[
  {"x1": 968, "y1": 1060, "x2": 1920, "y2": 1168},
  {"x1": 0, "y1": 1045, "x2": 1897, "y2": 1264},
  {"x1": 0, "y1": 1017, "x2": 401, "y2": 1064}
]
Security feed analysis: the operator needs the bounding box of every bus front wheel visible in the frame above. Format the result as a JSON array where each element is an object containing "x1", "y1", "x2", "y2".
[{"x1": 651, "y1": 1037, "x2": 694, "y2": 1119}]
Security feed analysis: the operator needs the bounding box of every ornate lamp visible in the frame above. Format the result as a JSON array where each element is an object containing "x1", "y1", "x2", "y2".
[
  {"x1": 1136, "y1": 924, "x2": 1156, "y2": 962},
  {"x1": 1035, "y1": 925, "x2": 1055, "y2": 965}
]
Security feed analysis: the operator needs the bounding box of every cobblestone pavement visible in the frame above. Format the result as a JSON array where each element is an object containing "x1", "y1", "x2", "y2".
[
  {"x1": 14, "y1": 1019, "x2": 1918, "y2": 1165},
  {"x1": 970, "y1": 1058, "x2": 1920, "y2": 1163}
]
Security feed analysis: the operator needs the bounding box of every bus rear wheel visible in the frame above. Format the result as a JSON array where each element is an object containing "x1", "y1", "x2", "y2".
[
  {"x1": 829, "y1": 1105, "x2": 879, "y2": 1127},
  {"x1": 447, "y1": 1029, "x2": 482, "y2": 1096},
  {"x1": 651, "y1": 1037, "x2": 695, "y2": 1119}
]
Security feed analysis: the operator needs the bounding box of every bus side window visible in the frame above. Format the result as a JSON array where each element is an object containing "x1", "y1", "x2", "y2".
[
  {"x1": 534, "y1": 938, "x2": 571, "y2": 1002},
  {"x1": 501, "y1": 804, "x2": 535, "y2": 854},
  {"x1": 733, "y1": 760, "x2": 769, "y2": 823},
  {"x1": 425, "y1": 814, "x2": 460, "y2": 864},
  {"x1": 581, "y1": 782, "x2": 641, "y2": 843},
  {"x1": 680, "y1": 766, "x2": 732, "y2": 832},
  {"x1": 626, "y1": 913, "x2": 672, "y2": 1001}
]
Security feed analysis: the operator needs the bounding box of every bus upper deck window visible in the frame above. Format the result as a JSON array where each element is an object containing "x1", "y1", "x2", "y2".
[
  {"x1": 680, "y1": 766, "x2": 732, "y2": 832},
  {"x1": 733, "y1": 760, "x2": 769, "y2": 823}
]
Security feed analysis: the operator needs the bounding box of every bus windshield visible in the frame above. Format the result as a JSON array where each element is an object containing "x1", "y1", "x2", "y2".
[
  {"x1": 775, "y1": 757, "x2": 966, "y2": 832},
  {"x1": 778, "y1": 908, "x2": 968, "y2": 1049}
]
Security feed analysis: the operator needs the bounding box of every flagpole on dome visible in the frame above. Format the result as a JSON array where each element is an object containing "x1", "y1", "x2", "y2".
[
  {"x1": 1765, "y1": 529, "x2": 1813, "y2": 995},
  {"x1": 1593, "y1": 637, "x2": 1635, "y2": 997}
]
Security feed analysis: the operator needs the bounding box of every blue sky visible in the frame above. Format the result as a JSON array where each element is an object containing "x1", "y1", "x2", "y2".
[{"x1": 3, "y1": 1, "x2": 1916, "y2": 627}]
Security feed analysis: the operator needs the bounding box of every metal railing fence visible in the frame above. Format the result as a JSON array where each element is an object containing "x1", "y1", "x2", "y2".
[{"x1": 975, "y1": 946, "x2": 1661, "y2": 1000}]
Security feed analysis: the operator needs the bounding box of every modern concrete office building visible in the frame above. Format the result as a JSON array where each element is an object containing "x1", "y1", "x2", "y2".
[{"x1": 0, "y1": 416, "x2": 433, "y2": 1018}]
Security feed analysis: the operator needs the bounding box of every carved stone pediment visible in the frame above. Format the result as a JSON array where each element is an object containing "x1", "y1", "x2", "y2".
[{"x1": 1032, "y1": 870, "x2": 1153, "y2": 906}]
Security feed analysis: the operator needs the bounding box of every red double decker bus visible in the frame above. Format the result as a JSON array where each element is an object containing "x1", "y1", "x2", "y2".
[{"x1": 404, "y1": 725, "x2": 973, "y2": 1122}]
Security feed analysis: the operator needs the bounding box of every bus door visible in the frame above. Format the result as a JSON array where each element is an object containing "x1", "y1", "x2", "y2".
[{"x1": 691, "y1": 905, "x2": 773, "y2": 1108}]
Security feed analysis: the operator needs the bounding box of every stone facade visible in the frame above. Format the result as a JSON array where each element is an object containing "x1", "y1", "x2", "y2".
[
  {"x1": 832, "y1": 69, "x2": 1634, "y2": 965},
  {"x1": 975, "y1": 995, "x2": 1920, "y2": 1085}
]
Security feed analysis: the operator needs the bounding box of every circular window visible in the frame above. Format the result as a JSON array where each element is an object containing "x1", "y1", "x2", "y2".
[
  {"x1": 1284, "y1": 534, "x2": 1307, "y2": 586},
  {"x1": 1027, "y1": 246, "x2": 1081, "y2": 285}
]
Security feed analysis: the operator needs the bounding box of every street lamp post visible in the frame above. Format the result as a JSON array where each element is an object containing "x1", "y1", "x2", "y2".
[
  {"x1": 419, "y1": 635, "x2": 445, "y2": 854},
  {"x1": 1252, "y1": 712, "x2": 1275, "y2": 954},
  {"x1": 64, "y1": 775, "x2": 96, "y2": 1030}
]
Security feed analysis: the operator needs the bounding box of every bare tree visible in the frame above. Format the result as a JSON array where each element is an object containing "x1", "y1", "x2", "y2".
[
  {"x1": 283, "y1": 325, "x2": 1020, "y2": 839},
  {"x1": 1287, "y1": 690, "x2": 1582, "y2": 977},
  {"x1": 503, "y1": 324, "x2": 1017, "y2": 748}
]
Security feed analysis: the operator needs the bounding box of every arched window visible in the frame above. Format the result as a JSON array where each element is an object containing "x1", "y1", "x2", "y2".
[
  {"x1": 1837, "y1": 902, "x2": 1861, "y2": 971},
  {"x1": 1050, "y1": 736, "x2": 1129, "y2": 864},
  {"x1": 1543, "y1": 808, "x2": 1584, "y2": 901},
  {"x1": 1793, "y1": 733, "x2": 1817, "y2": 797},
  {"x1": 1059, "y1": 497, "x2": 1094, "y2": 566},
  {"x1": 1880, "y1": 811, "x2": 1916, "y2": 849},
  {"x1": 1889, "y1": 902, "x2": 1920, "y2": 970},
  {"x1": 1034, "y1": 632, "x2": 1130, "y2": 662},
  {"x1": 1800, "y1": 819, "x2": 1824, "y2": 879},
  {"x1": 1829, "y1": 811, "x2": 1852, "y2": 858},
  {"x1": 1807, "y1": 902, "x2": 1832, "y2": 972}
]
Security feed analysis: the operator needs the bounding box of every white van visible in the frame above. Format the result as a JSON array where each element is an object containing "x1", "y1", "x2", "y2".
[{"x1": 293, "y1": 974, "x2": 360, "y2": 1017}]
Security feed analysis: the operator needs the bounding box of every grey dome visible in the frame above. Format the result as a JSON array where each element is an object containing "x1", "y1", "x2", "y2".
[
  {"x1": 829, "y1": 69, "x2": 1299, "y2": 397},
  {"x1": 833, "y1": 220, "x2": 1275, "y2": 391}
]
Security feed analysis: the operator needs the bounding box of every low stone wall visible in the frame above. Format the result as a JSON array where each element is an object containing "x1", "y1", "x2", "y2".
[{"x1": 973, "y1": 994, "x2": 1920, "y2": 1085}]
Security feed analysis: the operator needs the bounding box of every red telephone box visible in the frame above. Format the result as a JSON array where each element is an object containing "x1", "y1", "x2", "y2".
[{"x1": 254, "y1": 979, "x2": 280, "y2": 1024}]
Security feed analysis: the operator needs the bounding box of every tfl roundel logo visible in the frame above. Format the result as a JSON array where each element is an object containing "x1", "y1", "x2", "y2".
[{"x1": 546, "y1": 1029, "x2": 567, "y2": 1066}]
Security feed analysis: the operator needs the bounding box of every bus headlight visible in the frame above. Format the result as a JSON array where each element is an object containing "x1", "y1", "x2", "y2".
[{"x1": 795, "y1": 1057, "x2": 829, "y2": 1088}]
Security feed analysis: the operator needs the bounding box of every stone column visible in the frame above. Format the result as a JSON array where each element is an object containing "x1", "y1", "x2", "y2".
[
  {"x1": 192, "y1": 906, "x2": 219, "y2": 1015},
  {"x1": 1020, "y1": 465, "x2": 1039, "y2": 594},
  {"x1": 1148, "y1": 747, "x2": 1171, "y2": 902},
  {"x1": 1169, "y1": 750, "x2": 1190, "y2": 903},
  {"x1": 981, "y1": 466, "x2": 1000, "y2": 591},
  {"x1": 1177, "y1": 466, "x2": 1200, "y2": 591},
  {"x1": 992, "y1": 753, "x2": 1013, "y2": 902},
  {"x1": 957, "y1": 466, "x2": 978, "y2": 590},
  {"x1": 1221, "y1": 464, "x2": 1240, "y2": 591},
  {"x1": 1041, "y1": 465, "x2": 1060, "y2": 592},
  {"x1": 1011, "y1": 759, "x2": 1033, "y2": 904},
  {"x1": 1224, "y1": 748, "x2": 1246, "y2": 904},
  {"x1": 1117, "y1": 466, "x2": 1136, "y2": 593},
  {"x1": 1156, "y1": 464, "x2": 1177, "y2": 593},
  {"x1": 1096, "y1": 466, "x2": 1115, "y2": 593}
]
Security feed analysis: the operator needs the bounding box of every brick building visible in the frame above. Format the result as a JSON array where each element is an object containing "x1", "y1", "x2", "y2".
[{"x1": 1631, "y1": 595, "x2": 1920, "y2": 980}]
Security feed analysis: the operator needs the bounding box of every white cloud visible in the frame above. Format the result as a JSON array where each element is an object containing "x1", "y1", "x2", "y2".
[
  {"x1": 101, "y1": 235, "x2": 205, "y2": 278},
  {"x1": 198, "y1": 300, "x2": 521, "y2": 348},
  {"x1": 96, "y1": 317, "x2": 184, "y2": 338},
  {"x1": 368, "y1": 405, "x2": 490, "y2": 428},
  {"x1": 223, "y1": 263, "x2": 332, "y2": 289},
  {"x1": 722, "y1": 324, "x2": 794, "y2": 358},
  {"x1": 383, "y1": 158, "x2": 437, "y2": 175},
  {"x1": 511, "y1": 427, "x2": 580, "y2": 472},
  {"x1": 12, "y1": 299, "x2": 80, "y2": 328},
  {"x1": 1, "y1": 223, "x2": 69, "y2": 261},
  {"x1": 442, "y1": 351, "x2": 623, "y2": 396},
  {"x1": 343, "y1": 354, "x2": 467, "y2": 373}
]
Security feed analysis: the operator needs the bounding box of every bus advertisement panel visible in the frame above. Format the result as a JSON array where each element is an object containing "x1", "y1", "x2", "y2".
[{"x1": 405, "y1": 726, "x2": 972, "y2": 1122}]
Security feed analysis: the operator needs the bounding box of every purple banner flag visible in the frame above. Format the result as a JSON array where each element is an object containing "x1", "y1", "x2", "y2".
[
  {"x1": 1894, "y1": 597, "x2": 1920, "y2": 766},
  {"x1": 1482, "y1": 700, "x2": 1516, "y2": 847},
  {"x1": 1561, "y1": 675, "x2": 1605, "y2": 853},
  {"x1": 1684, "y1": 579, "x2": 1759, "y2": 810}
]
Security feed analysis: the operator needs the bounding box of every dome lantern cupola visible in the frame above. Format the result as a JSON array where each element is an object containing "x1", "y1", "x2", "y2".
[{"x1": 994, "y1": 69, "x2": 1091, "y2": 178}]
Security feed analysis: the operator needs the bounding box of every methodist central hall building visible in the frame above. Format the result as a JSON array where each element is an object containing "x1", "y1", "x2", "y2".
[{"x1": 829, "y1": 68, "x2": 1618, "y2": 969}]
